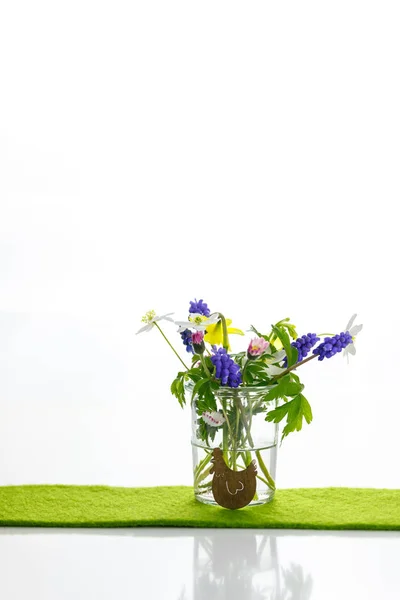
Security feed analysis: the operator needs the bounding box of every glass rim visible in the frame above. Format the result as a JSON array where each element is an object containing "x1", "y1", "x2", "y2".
[
  {"x1": 185, "y1": 380, "x2": 274, "y2": 396},
  {"x1": 213, "y1": 384, "x2": 273, "y2": 396}
]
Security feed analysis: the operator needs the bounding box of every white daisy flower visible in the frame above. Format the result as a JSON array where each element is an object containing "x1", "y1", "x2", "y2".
[
  {"x1": 343, "y1": 313, "x2": 363, "y2": 362},
  {"x1": 202, "y1": 411, "x2": 226, "y2": 427},
  {"x1": 136, "y1": 310, "x2": 175, "y2": 334},
  {"x1": 175, "y1": 312, "x2": 220, "y2": 333}
]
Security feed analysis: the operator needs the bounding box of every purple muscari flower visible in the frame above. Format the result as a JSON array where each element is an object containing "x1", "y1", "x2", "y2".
[
  {"x1": 189, "y1": 298, "x2": 211, "y2": 317},
  {"x1": 313, "y1": 331, "x2": 353, "y2": 361},
  {"x1": 283, "y1": 333, "x2": 320, "y2": 366},
  {"x1": 180, "y1": 329, "x2": 194, "y2": 353},
  {"x1": 211, "y1": 347, "x2": 242, "y2": 388}
]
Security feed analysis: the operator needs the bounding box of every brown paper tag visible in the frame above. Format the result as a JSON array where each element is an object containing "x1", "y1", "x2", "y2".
[{"x1": 210, "y1": 448, "x2": 257, "y2": 510}]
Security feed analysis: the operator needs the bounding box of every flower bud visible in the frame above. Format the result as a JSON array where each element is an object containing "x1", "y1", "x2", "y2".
[{"x1": 192, "y1": 330, "x2": 205, "y2": 354}]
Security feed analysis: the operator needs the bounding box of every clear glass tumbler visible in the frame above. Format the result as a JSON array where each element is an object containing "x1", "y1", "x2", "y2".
[{"x1": 190, "y1": 385, "x2": 278, "y2": 507}]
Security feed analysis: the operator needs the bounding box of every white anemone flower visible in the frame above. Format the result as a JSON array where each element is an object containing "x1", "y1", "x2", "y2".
[
  {"x1": 136, "y1": 310, "x2": 175, "y2": 334},
  {"x1": 262, "y1": 350, "x2": 287, "y2": 377},
  {"x1": 343, "y1": 313, "x2": 363, "y2": 362},
  {"x1": 175, "y1": 312, "x2": 219, "y2": 333},
  {"x1": 263, "y1": 349, "x2": 286, "y2": 365},
  {"x1": 265, "y1": 364, "x2": 286, "y2": 377}
]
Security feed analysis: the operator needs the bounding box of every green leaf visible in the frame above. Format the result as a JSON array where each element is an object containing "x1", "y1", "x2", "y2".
[
  {"x1": 185, "y1": 367, "x2": 203, "y2": 383},
  {"x1": 210, "y1": 380, "x2": 220, "y2": 391},
  {"x1": 300, "y1": 395, "x2": 313, "y2": 424},
  {"x1": 266, "y1": 394, "x2": 313, "y2": 441},
  {"x1": 284, "y1": 379, "x2": 304, "y2": 396},
  {"x1": 250, "y1": 325, "x2": 269, "y2": 341},
  {"x1": 191, "y1": 377, "x2": 210, "y2": 401},
  {"x1": 265, "y1": 402, "x2": 290, "y2": 423},
  {"x1": 270, "y1": 325, "x2": 299, "y2": 367},
  {"x1": 170, "y1": 372, "x2": 186, "y2": 408},
  {"x1": 194, "y1": 381, "x2": 218, "y2": 414},
  {"x1": 275, "y1": 318, "x2": 298, "y2": 340},
  {"x1": 285, "y1": 323, "x2": 298, "y2": 340},
  {"x1": 198, "y1": 417, "x2": 219, "y2": 443},
  {"x1": 202, "y1": 381, "x2": 218, "y2": 410},
  {"x1": 263, "y1": 375, "x2": 290, "y2": 401},
  {"x1": 263, "y1": 375, "x2": 303, "y2": 401},
  {"x1": 245, "y1": 370, "x2": 254, "y2": 384},
  {"x1": 290, "y1": 346, "x2": 298, "y2": 366},
  {"x1": 272, "y1": 325, "x2": 297, "y2": 367},
  {"x1": 232, "y1": 352, "x2": 246, "y2": 368}
]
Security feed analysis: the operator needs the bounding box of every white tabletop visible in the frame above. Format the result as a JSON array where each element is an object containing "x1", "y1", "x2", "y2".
[{"x1": 0, "y1": 527, "x2": 399, "y2": 599}]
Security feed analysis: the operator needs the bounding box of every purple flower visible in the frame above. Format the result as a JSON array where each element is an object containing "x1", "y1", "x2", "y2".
[
  {"x1": 180, "y1": 329, "x2": 194, "y2": 353},
  {"x1": 283, "y1": 333, "x2": 320, "y2": 366},
  {"x1": 211, "y1": 347, "x2": 242, "y2": 388},
  {"x1": 313, "y1": 332, "x2": 353, "y2": 361},
  {"x1": 189, "y1": 299, "x2": 211, "y2": 317}
]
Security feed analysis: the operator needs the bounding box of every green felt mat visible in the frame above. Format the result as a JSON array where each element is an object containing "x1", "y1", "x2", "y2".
[{"x1": 0, "y1": 486, "x2": 399, "y2": 530}]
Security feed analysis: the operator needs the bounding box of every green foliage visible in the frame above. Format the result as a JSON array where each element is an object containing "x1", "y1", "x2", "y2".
[
  {"x1": 192, "y1": 379, "x2": 220, "y2": 444},
  {"x1": 249, "y1": 325, "x2": 269, "y2": 341},
  {"x1": 271, "y1": 325, "x2": 298, "y2": 368},
  {"x1": 193, "y1": 380, "x2": 219, "y2": 414},
  {"x1": 266, "y1": 393, "x2": 313, "y2": 440},
  {"x1": 185, "y1": 367, "x2": 203, "y2": 383},
  {"x1": 191, "y1": 377, "x2": 210, "y2": 400},
  {"x1": 263, "y1": 375, "x2": 304, "y2": 401},
  {"x1": 196, "y1": 418, "x2": 217, "y2": 444},
  {"x1": 242, "y1": 359, "x2": 271, "y2": 385},
  {"x1": 232, "y1": 351, "x2": 246, "y2": 368},
  {"x1": 170, "y1": 372, "x2": 186, "y2": 407},
  {"x1": 274, "y1": 317, "x2": 298, "y2": 340}
]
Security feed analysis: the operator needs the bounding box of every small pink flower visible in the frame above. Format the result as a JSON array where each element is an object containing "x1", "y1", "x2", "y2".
[
  {"x1": 247, "y1": 337, "x2": 270, "y2": 357},
  {"x1": 192, "y1": 331, "x2": 204, "y2": 345}
]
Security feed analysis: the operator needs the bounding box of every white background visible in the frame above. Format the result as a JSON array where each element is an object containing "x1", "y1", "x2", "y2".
[{"x1": 1, "y1": 0, "x2": 399, "y2": 490}]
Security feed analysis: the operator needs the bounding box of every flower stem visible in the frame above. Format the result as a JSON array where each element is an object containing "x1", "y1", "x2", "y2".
[
  {"x1": 216, "y1": 313, "x2": 229, "y2": 350},
  {"x1": 222, "y1": 422, "x2": 229, "y2": 465},
  {"x1": 236, "y1": 397, "x2": 275, "y2": 490},
  {"x1": 241, "y1": 359, "x2": 250, "y2": 382},
  {"x1": 220, "y1": 401, "x2": 234, "y2": 440},
  {"x1": 195, "y1": 466, "x2": 212, "y2": 487},
  {"x1": 271, "y1": 353, "x2": 318, "y2": 382},
  {"x1": 194, "y1": 451, "x2": 212, "y2": 477},
  {"x1": 200, "y1": 354, "x2": 211, "y2": 378},
  {"x1": 154, "y1": 323, "x2": 189, "y2": 370}
]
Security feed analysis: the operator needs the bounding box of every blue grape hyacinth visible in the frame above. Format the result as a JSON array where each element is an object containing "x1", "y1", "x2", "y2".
[
  {"x1": 283, "y1": 333, "x2": 320, "y2": 366},
  {"x1": 189, "y1": 298, "x2": 211, "y2": 317},
  {"x1": 180, "y1": 329, "x2": 194, "y2": 353},
  {"x1": 211, "y1": 347, "x2": 242, "y2": 388},
  {"x1": 313, "y1": 332, "x2": 353, "y2": 361},
  {"x1": 293, "y1": 333, "x2": 320, "y2": 361}
]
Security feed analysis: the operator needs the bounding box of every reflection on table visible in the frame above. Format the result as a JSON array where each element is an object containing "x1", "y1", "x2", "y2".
[{"x1": 186, "y1": 530, "x2": 313, "y2": 600}]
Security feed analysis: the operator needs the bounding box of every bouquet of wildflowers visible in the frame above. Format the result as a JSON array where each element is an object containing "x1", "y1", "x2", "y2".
[{"x1": 138, "y1": 299, "x2": 362, "y2": 505}]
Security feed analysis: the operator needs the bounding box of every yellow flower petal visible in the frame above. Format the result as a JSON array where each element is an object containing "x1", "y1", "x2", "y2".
[
  {"x1": 204, "y1": 318, "x2": 244, "y2": 346},
  {"x1": 227, "y1": 327, "x2": 244, "y2": 336},
  {"x1": 204, "y1": 322, "x2": 223, "y2": 345}
]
